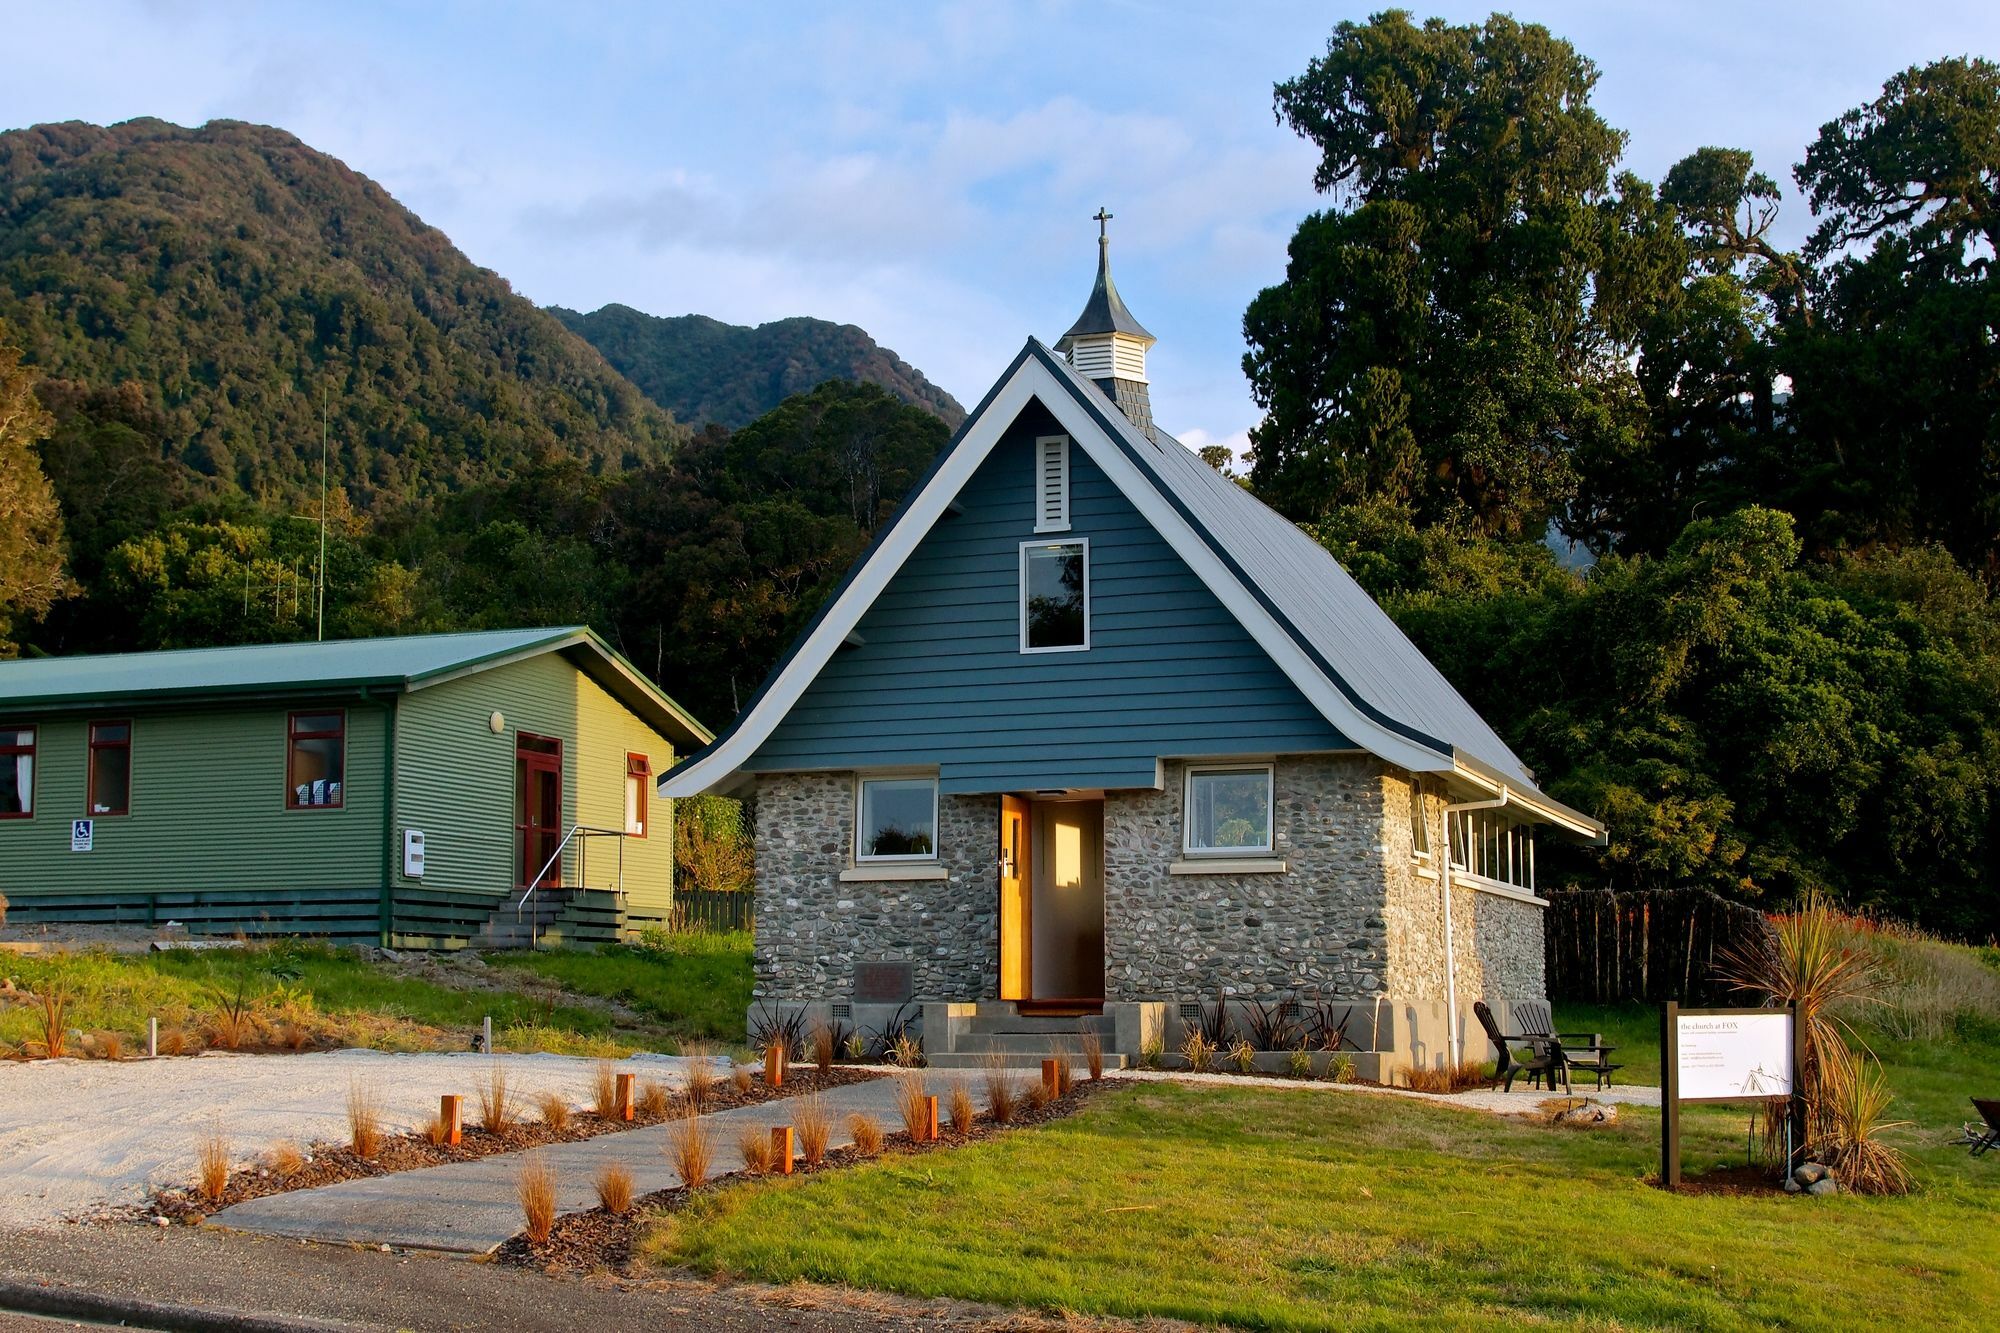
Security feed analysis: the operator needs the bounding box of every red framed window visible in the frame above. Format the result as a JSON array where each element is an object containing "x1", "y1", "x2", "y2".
[
  {"x1": 0, "y1": 725, "x2": 33, "y2": 819},
  {"x1": 88, "y1": 720, "x2": 132, "y2": 816},
  {"x1": 287, "y1": 711, "x2": 345, "y2": 809},
  {"x1": 624, "y1": 753, "x2": 652, "y2": 837}
]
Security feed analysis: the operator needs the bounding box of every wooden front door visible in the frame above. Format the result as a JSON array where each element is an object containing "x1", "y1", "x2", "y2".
[
  {"x1": 999, "y1": 794, "x2": 1031, "y2": 1000},
  {"x1": 516, "y1": 734, "x2": 563, "y2": 888}
]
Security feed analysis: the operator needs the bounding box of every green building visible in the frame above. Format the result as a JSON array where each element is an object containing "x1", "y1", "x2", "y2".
[{"x1": 0, "y1": 628, "x2": 710, "y2": 947}]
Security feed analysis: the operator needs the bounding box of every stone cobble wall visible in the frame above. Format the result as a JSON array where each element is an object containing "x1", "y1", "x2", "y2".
[
  {"x1": 749, "y1": 772, "x2": 995, "y2": 1001},
  {"x1": 1100, "y1": 755, "x2": 1393, "y2": 1004}
]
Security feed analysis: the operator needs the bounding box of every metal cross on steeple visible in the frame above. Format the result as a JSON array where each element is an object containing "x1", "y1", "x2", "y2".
[{"x1": 1093, "y1": 207, "x2": 1112, "y2": 240}]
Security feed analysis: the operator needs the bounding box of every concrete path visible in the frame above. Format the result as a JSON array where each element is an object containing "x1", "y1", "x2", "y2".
[{"x1": 213, "y1": 1073, "x2": 960, "y2": 1254}]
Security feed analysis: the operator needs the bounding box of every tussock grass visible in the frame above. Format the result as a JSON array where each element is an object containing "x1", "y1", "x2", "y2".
[
  {"x1": 421, "y1": 1110, "x2": 452, "y2": 1147},
  {"x1": 591, "y1": 1060, "x2": 620, "y2": 1119},
  {"x1": 538, "y1": 1092, "x2": 572, "y2": 1133},
  {"x1": 1023, "y1": 1077, "x2": 1053, "y2": 1112},
  {"x1": 683, "y1": 1044, "x2": 719, "y2": 1111},
  {"x1": 1078, "y1": 1025, "x2": 1103, "y2": 1081},
  {"x1": 737, "y1": 1128, "x2": 775, "y2": 1175},
  {"x1": 346, "y1": 1079, "x2": 382, "y2": 1159},
  {"x1": 732, "y1": 1066, "x2": 753, "y2": 1095},
  {"x1": 669, "y1": 1116, "x2": 715, "y2": 1188},
  {"x1": 1180, "y1": 1029, "x2": 1216, "y2": 1073},
  {"x1": 159, "y1": 1025, "x2": 191, "y2": 1057},
  {"x1": 894, "y1": 1072, "x2": 932, "y2": 1140},
  {"x1": 265, "y1": 1140, "x2": 305, "y2": 1177},
  {"x1": 947, "y1": 1080, "x2": 976, "y2": 1135},
  {"x1": 477, "y1": 1064, "x2": 517, "y2": 1134},
  {"x1": 518, "y1": 1154, "x2": 557, "y2": 1244},
  {"x1": 1400, "y1": 1060, "x2": 1491, "y2": 1094},
  {"x1": 1048, "y1": 1048, "x2": 1075, "y2": 1097},
  {"x1": 981, "y1": 1055, "x2": 1018, "y2": 1125},
  {"x1": 92, "y1": 1030, "x2": 124, "y2": 1061},
  {"x1": 795, "y1": 1094, "x2": 832, "y2": 1165},
  {"x1": 811, "y1": 1019, "x2": 837, "y2": 1075},
  {"x1": 846, "y1": 1113, "x2": 884, "y2": 1157},
  {"x1": 196, "y1": 1122, "x2": 229, "y2": 1202},
  {"x1": 595, "y1": 1163, "x2": 634, "y2": 1214},
  {"x1": 32, "y1": 985, "x2": 68, "y2": 1059},
  {"x1": 1822, "y1": 1041, "x2": 1914, "y2": 1194},
  {"x1": 636, "y1": 1079, "x2": 671, "y2": 1119}
]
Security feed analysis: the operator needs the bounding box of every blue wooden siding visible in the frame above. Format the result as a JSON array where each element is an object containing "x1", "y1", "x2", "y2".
[{"x1": 746, "y1": 401, "x2": 1351, "y2": 792}]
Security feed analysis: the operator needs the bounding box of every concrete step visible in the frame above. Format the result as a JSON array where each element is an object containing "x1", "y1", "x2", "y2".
[
  {"x1": 965, "y1": 1015, "x2": 1114, "y2": 1036},
  {"x1": 925, "y1": 1052, "x2": 1129, "y2": 1071}
]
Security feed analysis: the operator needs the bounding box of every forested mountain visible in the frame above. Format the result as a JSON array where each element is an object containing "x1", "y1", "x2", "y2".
[
  {"x1": 551, "y1": 303, "x2": 964, "y2": 430},
  {"x1": 0, "y1": 118, "x2": 685, "y2": 509}
]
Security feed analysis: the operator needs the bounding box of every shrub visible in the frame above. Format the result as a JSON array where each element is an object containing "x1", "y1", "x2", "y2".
[
  {"x1": 196, "y1": 1122, "x2": 229, "y2": 1203},
  {"x1": 518, "y1": 1155, "x2": 557, "y2": 1244},
  {"x1": 1244, "y1": 996, "x2": 1298, "y2": 1051},
  {"x1": 1140, "y1": 1033, "x2": 1164, "y2": 1069},
  {"x1": 209, "y1": 980, "x2": 258, "y2": 1051},
  {"x1": 538, "y1": 1093, "x2": 572, "y2": 1134},
  {"x1": 947, "y1": 1079, "x2": 976, "y2": 1135},
  {"x1": 478, "y1": 1064, "x2": 518, "y2": 1134},
  {"x1": 347, "y1": 1079, "x2": 382, "y2": 1159},
  {"x1": 890, "y1": 1033, "x2": 924, "y2": 1069},
  {"x1": 595, "y1": 1163, "x2": 634, "y2": 1214},
  {"x1": 1180, "y1": 1029, "x2": 1216, "y2": 1073},
  {"x1": 160, "y1": 1026, "x2": 190, "y2": 1057},
  {"x1": 1821, "y1": 1043, "x2": 1914, "y2": 1195},
  {"x1": 636, "y1": 1079, "x2": 670, "y2": 1119},
  {"x1": 894, "y1": 1071, "x2": 932, "y2": 1140},
  {"x1": 847, "y1": 1112, "x2": 884, "y2": 1156},
  {"x1": 93, "y1": 1030, "x2": 125, "y2": 1061},
  {"x1": 1286, "y1": 1046, "x2": 1314, "y2": 1079},
  {"x1": 265, "y1": 1140, "x2": 305, "y2": 1177},
  {"x1": 746, "y1": 1005, "x2": 808, "y2": 1059},
  {"x1": 1327, "y1": 1052, "x2": 1358, "y2": 1083},
  {"x1": 669, "y1": 1116, "x2": 714, "y2": 1188},
  {"x1": 674, "y1": 792, "x2": 754, "y2": 893},
  {"x1": 843, "y1": 1030, "x2": 867, "y2": 1061},
  {"x1": 32, "y1": 985, "x2": 68, "y2": 1059},
  {"x1": 1228, "y1": 1037, "x2": 1257, "y2": 1075},
  {"x1": 736, "y1": 1127, "x2": 774, "y2": 1175},
  {"x1": 1078, "y1": 1025, "x2": 1104, "y2": 1081},
  {"x1": 591, "y1": 1060, "x2": 620, "y2": 1119},
  {"x1": 795, "y1": 1094, "x2": 832, "y2": 1165},
  {"x1": 981, "y1": 1055, "x2": 1018, "y2": 1124}
]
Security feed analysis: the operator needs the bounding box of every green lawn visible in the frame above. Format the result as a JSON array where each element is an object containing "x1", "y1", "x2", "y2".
[
  {"x1": 646, "y1": 1019, "x2": 2000, "y2": 1330},
  {"x1": 485, "y1": 931, "x2": 754, "y2": 1050}
]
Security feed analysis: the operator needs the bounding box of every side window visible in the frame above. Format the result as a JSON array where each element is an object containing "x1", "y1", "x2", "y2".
[
  {"x1": 287, "y1": 711, "x2": 345, "y2": 809},
  {"x1": 0, "y1": 725, "x2": 34, "y2": 818},
  {"x1": 1020, "y1": 539, "x2": 1089, "y2": 653},
  {"x1": 1183, "y1": 764, "x2": 1275, "y2": 855},
  {"x1": 856, "y1": 775, "x2": 939, "y2": 862},
  {"x1": 625, "y1": 753, "x2": 651, "y2": 837},
  {"x1": 89, "y1": 720, "x2": 133, "y2": 816},
  {"x1": 1409, "y1": 783, "x2": 1429, "y2": 860}
]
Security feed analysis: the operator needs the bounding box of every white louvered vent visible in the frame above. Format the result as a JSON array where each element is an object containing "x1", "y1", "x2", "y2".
[{"x1": 1034, "y1": 435, "x2": 1070, "y2": 533}]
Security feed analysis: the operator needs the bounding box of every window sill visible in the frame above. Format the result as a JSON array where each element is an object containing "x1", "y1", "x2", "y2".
[
  {"x1": 839, "y1": 864, "x2": 949, "y2": 882},
  {"x1": 1448, "y1": 868, "x2": 1546, "y2": 907},
  {"x1": 1414, "y1": 865, "x2": 1439, "y2": 882},
  {"x1": 1169, "y1": 858, "x2": 1288, "y2": 876}
]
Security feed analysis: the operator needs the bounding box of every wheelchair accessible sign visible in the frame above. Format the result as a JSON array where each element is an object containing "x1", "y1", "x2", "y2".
[{"x1": 70, "y1": 818, "x2": 93, "y2": 852}]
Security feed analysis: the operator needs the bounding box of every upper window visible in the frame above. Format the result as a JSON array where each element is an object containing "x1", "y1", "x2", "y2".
[
  {"x1": 0, "y1": 726, "x2": 34, "y2": 819},
  {"x1": 624, "y1": 752, "x2": 652, "y2": 837},
  {"x1": 1034, "y1": 435, "x2": 1070, "y2": 533},
  {"x1": 287, "y1": 711, "x2": 345, "y2": 809},
  {"x1": 1020, "y1": 539, "x2": 1089, "y2": 653},
  {"x1": 1184, "y1": 764, "x2": 1274, "y2": 856},
  {"x1": 1409, "y1": 783, "x2": 1430, "y2": 860},
  {"x1": 856, "y1": 775, "x2": 938, "y2": 861},
  {"x1": 88, "y1": 721, "x2": 132, "y2": 816}
]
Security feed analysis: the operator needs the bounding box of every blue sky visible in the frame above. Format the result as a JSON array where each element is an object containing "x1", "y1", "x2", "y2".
[{"x1": 7, "y1": 2, "x2": 1998, "y2": 452}]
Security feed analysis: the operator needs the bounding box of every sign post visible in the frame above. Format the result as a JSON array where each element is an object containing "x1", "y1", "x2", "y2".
[{"x1": 1661, "y1": 1001, "x2": 1803, "y2": 1189}]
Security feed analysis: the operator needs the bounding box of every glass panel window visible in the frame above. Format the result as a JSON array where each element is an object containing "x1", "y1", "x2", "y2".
[
  {"x1": 1021, "y1": 540, "x2": 1088, "y2": 652},
  {"x1": 857, "y1": 776, "x2": 938, "y2": 861},
  {"x1": 287, "y1": 711, "x2": 345, "y2": 809},
  {"x1": 0, "y1": 726, "x2": 34, "y2": 818},
  {"x1": 625, "y1": 753, "x2": 651, "y2": 837},
  {"x1": 1184, "y1": 765, "x2": 1274, "y2": 855},
  {"x1": 88, "y1": 721, "x2": 132, "y2": 816},
  {"x1": 1409, "y1": 784, "x2": 1429, "y2": 859}
]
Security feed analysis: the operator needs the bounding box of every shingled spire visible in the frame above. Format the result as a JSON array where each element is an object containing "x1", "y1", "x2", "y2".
[{"x1": 1055, "y1": 209, "x2": 1157, "y2": 440}]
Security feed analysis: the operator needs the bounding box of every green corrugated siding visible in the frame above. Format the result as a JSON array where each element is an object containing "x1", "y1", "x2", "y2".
[
  {"x1": 746, "y1": 401, "x2": 1351, "y2": 791},
  {"x1": 0, "y1": 702, "x2": 388, "y2": 898}
]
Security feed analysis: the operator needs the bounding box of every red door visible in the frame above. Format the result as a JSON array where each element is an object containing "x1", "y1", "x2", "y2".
[{"x1": 516, "y1": 734, "x2": 563, "y2": 888}]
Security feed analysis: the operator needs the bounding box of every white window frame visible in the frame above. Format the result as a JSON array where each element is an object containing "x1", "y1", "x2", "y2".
[
  {"x1": 1019, "y1": 538, "x2": 1090, "y2": 654},
  {"x1": 853, "y1": 772, "x2": 941, "y2": 864},
  {"x1": 1181, "y1": 762, "x2": 1276, "y2": 857},
  {"x1": 1033, "y1": 434, "x2": 1071, "y2": 533},
  {"x1": 1409, "y1": 783, "x2": 1431, "y2": 863}
]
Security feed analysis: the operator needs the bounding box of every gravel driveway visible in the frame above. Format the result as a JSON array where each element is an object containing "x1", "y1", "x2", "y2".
[{"x1": 0, "y1": 1049, "x2": 697, "y2": 1229}]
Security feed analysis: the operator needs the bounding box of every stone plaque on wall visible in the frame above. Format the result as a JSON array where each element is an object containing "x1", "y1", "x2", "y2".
[{"x1": 854, "y1": 960, "x2": 914, "y2": 1004}]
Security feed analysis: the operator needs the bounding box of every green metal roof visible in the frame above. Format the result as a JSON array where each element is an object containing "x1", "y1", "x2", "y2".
[{"x1": 0, "y1": 627, "x2": 712, "y2": 749}]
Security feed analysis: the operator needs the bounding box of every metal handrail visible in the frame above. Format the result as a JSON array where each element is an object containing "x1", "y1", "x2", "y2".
[{"x1": 516, "y1": 824, "x2": 630, "y2": 934}]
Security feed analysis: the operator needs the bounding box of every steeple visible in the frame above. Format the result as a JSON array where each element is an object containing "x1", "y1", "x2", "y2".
[{"x1": 1056, "y1": 209, "x2": 1157, "y2": 440}]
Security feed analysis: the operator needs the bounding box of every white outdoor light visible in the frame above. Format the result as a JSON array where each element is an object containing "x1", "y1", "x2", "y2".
[{"x1": 488, "y1": 710, "x2": 505, "y2": 734}]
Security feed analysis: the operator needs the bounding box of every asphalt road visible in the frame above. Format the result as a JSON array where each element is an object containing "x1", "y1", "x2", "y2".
[{"x1": 0, "y1": 1226, "x2": 1056, "y2": 1332}]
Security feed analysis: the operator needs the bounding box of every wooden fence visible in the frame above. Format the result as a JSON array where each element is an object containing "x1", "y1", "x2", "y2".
[
  {"x1": 1545, "y1": 887, "x2": 1775, "y2": 1006},
  {"x1": 668, "y1": 888, "x2": 754, "y2": 934}
]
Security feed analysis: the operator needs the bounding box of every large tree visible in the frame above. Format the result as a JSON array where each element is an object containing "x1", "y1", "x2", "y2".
[
  {"x1": 1243, "y1": 10, "x2": 1681, "y2": 540},
  {"x1": 0, "y1": 323, "x2": 65, "y2": 652}
]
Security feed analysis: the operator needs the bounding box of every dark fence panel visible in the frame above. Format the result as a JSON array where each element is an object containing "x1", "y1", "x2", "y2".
[
  {"x1": 1545, "y1": 888, "x2": 1775, "y2": 1006},
  {"x1": 669, "y1": 888, "x2": 754, "y2": 934}
]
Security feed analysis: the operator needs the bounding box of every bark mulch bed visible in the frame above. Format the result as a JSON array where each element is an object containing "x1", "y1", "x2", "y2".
[
  {"x1": 496, "y1": 1077, "x2": 1107, "y2": 1277},
  {"x1": 138, "y1": 1065, "x2": 885, "y2": 1225},
  {"x1": 1667, "y1": 1164, "x2": 1787, "y2": 1196}
]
